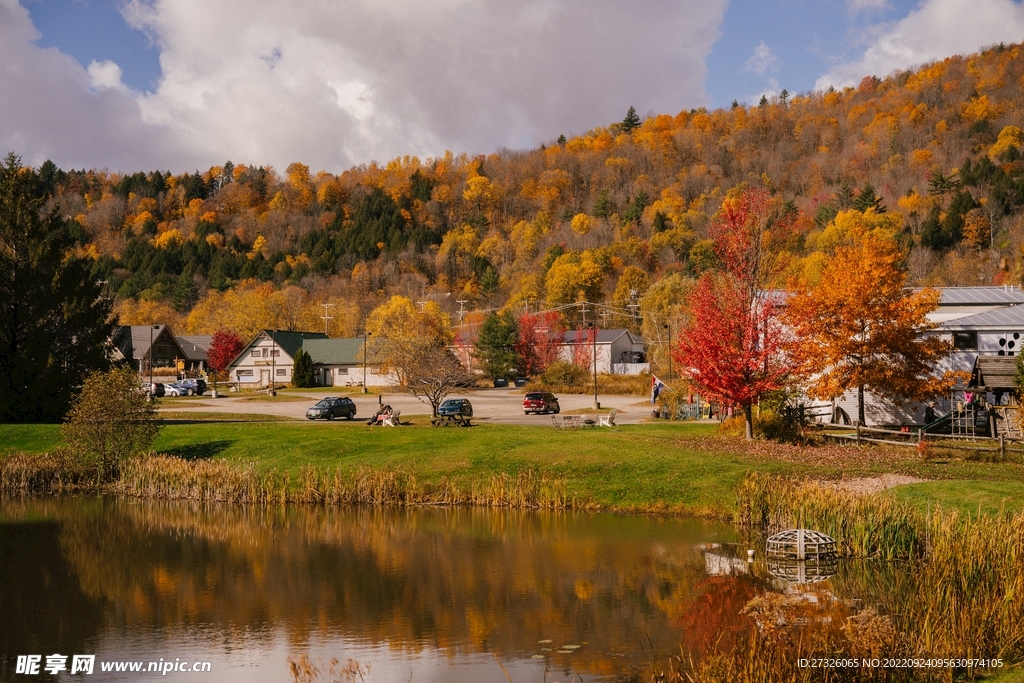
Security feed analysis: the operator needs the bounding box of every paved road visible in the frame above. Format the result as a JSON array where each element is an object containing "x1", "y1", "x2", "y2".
[{"x1": 160, "y1": 387, "x2": 657, "y2": 425}]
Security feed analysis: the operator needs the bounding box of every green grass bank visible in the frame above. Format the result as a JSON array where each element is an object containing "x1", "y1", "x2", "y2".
[{"x1": 3, "y1": 420, "x2": 1024, "y2": 516}]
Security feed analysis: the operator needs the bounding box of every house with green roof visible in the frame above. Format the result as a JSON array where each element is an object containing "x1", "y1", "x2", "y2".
[
  {"x1": 302, "y1": 338, "x2": 392, "y2": 388},
  {"x1": 227, "y1": 331, "x2": 391, "y2": 389},
  {"x1": 227, "y1": 330, "x2": 328, "y2": 388}
]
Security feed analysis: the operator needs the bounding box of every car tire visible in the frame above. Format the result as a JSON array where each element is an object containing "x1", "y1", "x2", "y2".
[
  {"x1": 346, "y1": 412, "x2": 354, "y2": 420},
  {"x1": 327, "y1": 412, "x2": 334, "y2": 421},
  {"x1": 554, "y1": 406, "x2": 560, "y2": 414},
  {"x1": 186, "y1": 389, "x2": 193, "y2": 396}
]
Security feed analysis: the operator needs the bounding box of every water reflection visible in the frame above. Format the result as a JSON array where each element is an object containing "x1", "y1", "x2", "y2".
[{"x1": 2, "y1": 498, "x2": 757, "y2": 682}]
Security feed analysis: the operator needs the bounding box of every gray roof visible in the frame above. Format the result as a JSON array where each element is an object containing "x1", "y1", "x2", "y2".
[
  {"x1": 175, "y1": 335, "x2": 212, "y2": 362},
  {"x1": 935, "y1": 286, "x2": 1024, "y2": 305},
  {"x1": 113, "y1": 325, "x2": 185, "y2": 361},
  {"x1": 303, "y1": 338, "x2": 374, "y2": 365},
  {"x1": 971, "y1": 356, "x2": 1019, "y2": 389},
  {"x1": 561, "y1": 329, "x2": 641, "y2": 344},
  {"x1": 940, "y1": 305, "x2": 1024, "y2": 329}
]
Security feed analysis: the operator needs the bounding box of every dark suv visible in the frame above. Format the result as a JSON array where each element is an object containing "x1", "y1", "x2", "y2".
[
  {"x1": 438, "y1": 398, "x2": 473, "y2": 418},
  {"x1": 306, "y1": 397, "x2": 357, "y2": 420},
  {"x1": 523, "y1": 391, "x2": 559, "y2": 414},
  {"x1": 178, "y1": 378, "x2": 207, "y2": 395}
]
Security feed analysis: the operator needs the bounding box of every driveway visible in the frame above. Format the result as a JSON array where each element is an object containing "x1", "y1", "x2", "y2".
[{"x1": 160, "y1": 388, "x2": 656, "y2": 425}]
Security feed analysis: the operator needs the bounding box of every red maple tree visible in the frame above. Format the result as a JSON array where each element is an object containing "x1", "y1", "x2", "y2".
[
  {"x1": 207, "y1": 330, "x2": 243, "y2": 391},
  {"x1": 675, "y1": 188, "x2": 798, "y2": 439},
  {"x1": 516, "y1": 311, "x2": 563, "y2": 376}
]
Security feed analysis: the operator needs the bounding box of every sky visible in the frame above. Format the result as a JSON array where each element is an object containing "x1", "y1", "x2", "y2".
[{"x1": 3, "y1": 0, "x2": 1024, "y2": 173}]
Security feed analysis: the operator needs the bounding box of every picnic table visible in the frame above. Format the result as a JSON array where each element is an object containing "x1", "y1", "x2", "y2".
[
  {"x1": 553, "y1": 415, "x2": 596, "y2": 430},
  {"x1": 430, "y1": 414, "x2": 472, "y2": 427}
]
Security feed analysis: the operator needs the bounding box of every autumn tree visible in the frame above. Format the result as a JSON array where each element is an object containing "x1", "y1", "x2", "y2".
[
  {"x1": 405, "y1": 346, "x2": 472, "y2": 417},
  {"x1": 675, "y1": 275, "x2": 792, "y2": 439},
  {"x1": 675, "y1": 188, "x2": 799, "y2": 439},
  {"x1": 366, "y1": 296, "x2": 454, "y2": 386},
  {"x1": 516, "y1": 311, "x2": 564, "y2": 376},
  {"x1": 785, "y1": 215, "x2": 961, "y2": 424},
  {"x1": 207, "y1": 330, "x2": 243, "y2": 395},
  {"x1": 62, "y1": 366, "x2": 161, "y2": 484}
]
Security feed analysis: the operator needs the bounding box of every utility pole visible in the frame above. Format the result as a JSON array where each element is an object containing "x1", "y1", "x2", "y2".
[
  {"x1": 320, "y1": 302, "x2": 334, "y2": 336},
  {"x1": 269, "y1": 329, "x2": 277, "y2": 396},
  {"x1": 580, "y1": 301, "x2": 588, "y2": 327},
  {"x1": 457, "y1": 299, "x2": 468, "y2": 326},
  {"x1": 416, "y1": 300, "x2": 428, "y2": 312},
  {"x1": 362, "y1": 329, "x2": 371, "y2": 394},
  {"x1": 664, "y1": 322, "x2": 673, "y2": 381},
  {"x1": 592, "y1": 322, "x2": 599, "y2": 410}
]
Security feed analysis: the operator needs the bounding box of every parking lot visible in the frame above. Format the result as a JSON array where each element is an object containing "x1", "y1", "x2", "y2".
[{"x1": 160, "y1": 387, "x2": 655, "y2": 425}]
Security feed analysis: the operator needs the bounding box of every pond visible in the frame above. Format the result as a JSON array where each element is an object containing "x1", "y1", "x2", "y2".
[{"x1": 0, "y1": 497, "x2": 870, "y2": 682}]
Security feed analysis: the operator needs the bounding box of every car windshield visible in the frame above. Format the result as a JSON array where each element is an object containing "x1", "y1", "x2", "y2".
[
  {"x1": 315, "y1": 399, "x2": 331, "y2": 407},
  {"x1": 525, "y1": 393, "x2": 543, "y2": 400},
  {"x1": 441, "y1": 400, "x2": 460, "y2": 408}
]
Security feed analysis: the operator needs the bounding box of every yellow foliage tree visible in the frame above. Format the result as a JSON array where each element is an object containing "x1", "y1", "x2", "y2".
[
  {"x1": 785, "y1": 223, "x2": 963, "y2": 424},
  {"x1": 989, "y1": 125, "x2": 1024, "y2": 161},
  {"x1": 544, "y1": 252, "x2": 604, "y2": 307},
  {"x1": 571, "y1": 213, "x2": 592, "y2": 235}
]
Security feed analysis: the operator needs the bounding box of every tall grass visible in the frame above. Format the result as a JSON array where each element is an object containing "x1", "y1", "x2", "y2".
[
  {"x1": 672, "y1": 473, "x2": 1024, "y2": 682},
  {"x1": 1, "y1": 451, "x2": 578, "y2": 510}
]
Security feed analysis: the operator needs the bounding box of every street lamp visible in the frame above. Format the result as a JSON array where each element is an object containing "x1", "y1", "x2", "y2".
[
  {"x1": 148, "y1": 324, "x2": 159, "y2": 400},
  {"x1": 591, "y1": 322, "x2": 599, "y2": 410},
  {"x1": 362, "y1": 330, "x2": 371, "y2": 394},
  {"x1": 269, "y1": 329, "x2": 277, "y2": 396},
  {"x1": 663, "y1": 322, "x2": 673, "y2": 381}
]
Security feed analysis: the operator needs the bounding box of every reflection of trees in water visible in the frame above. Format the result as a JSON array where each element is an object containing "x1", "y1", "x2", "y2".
[
  {"x1": 3, "y1": 498, "x2": 742, "y2": 677},
  {"x1": 0, "y1": 516, "x2": 104, "y2": 681}
]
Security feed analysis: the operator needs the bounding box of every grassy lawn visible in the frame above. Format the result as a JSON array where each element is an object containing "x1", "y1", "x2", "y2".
[
  {"x1": 889, "y1": 480, "x2": 1024, "y2": 516},
  {"x1": 5, "y1": 419, "x2": 1024, "y2": 514}
]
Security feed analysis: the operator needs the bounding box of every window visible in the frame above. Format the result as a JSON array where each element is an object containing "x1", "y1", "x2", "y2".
[
  {"x1": 271, "y1": 350, "x2": 280, "y2": 357},
  {"x1": 276, "y1": 368, "x2": 288, "y2": 376},
  {"x1": 953, "y1": 332, "x2": 978, "y2": 350},
  {"x1": 237, "y1": 369, "x2": 253, "y2": 377},
  {"x1": 337, "y1": 368, "x2": 349, "y2": 375},
  {"x1": 251, "y1": 350, "x2": 260, "y2": 358},
  {"x1": 262, "y1": 348, "x2": 269, "y2": 358}
]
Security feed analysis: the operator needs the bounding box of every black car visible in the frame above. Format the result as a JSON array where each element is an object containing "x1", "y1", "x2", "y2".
[
  {"x1": 144, "y1": 382, "x2": 165, "y2": 398},
  {"x1": 306, "y1": 397, "x2": 357, "y2": 420},
  {"x1": 437, "y1": 398, "x2": 473, "y2": 418}
]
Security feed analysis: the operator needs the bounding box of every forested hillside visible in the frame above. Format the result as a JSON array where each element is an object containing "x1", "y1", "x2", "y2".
[{"x1": 34, "y1": 42, "x2": 1024, "y2": 342}]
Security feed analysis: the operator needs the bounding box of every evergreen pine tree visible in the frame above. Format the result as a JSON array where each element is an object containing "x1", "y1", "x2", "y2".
[
  {"x1": 0, "y1": 153, "x2": 114, "y2": 422},
  {"x1": 292, "y1": 348, "x2": 316, "y2": 388},
  {"x1": 621, "y1": 106, "x2": 641, "y2": 133},
  {"x1": 474, "y1": 311, "x2": 521, "y2": 380}
]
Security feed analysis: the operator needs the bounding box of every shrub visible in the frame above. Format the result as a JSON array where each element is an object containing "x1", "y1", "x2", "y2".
[
  {"x1": 61, "y1": 366, "x2": 162, "y2": 483},
  {"x1": 754, "y1": 408, "x2": 801, "y2": 442},
  {"x1": 292, "y1": 348, "x2": 315, "y2": 387},
  {"x1": 539, "y1": 360, "x2": 588, "y2": 390}
]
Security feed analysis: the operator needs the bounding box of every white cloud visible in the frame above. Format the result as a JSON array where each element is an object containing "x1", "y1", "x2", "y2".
[
  {"x1": 744, "y1": 41, "x2": 779, "y2": 75},
  {"x1": 816, "y1": 0, "x2": 1024, "y2": 91},
  {"x1": 87, "y1": 59, "x2": 127, "y2": 91},
  {"x1": 0, "y1": 0, "x2": 728, "y2": 173}
]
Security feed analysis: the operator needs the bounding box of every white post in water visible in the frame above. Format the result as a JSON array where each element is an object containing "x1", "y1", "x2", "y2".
[{"x1": 797, "y1": 528, "x2": 805, "y2": 560}]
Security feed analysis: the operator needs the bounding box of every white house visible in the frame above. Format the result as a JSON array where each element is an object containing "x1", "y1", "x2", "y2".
[
  {"x1": 302, "y1": 338, "x2": 393, "y2": 388},
  {"x1": 558, "y1": 329, "x2": 648, "y2": 375},
  {"x1": 827, "y1": 286, "x2": 1024, "y2": 426},
  {"x1": 227, "y1": 330, "x2": 327, "y2": 388}
]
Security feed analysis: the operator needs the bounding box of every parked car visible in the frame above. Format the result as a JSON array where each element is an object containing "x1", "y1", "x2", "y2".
[
  {"x1": 438, "y1": 398, "x2": 473, "y2": 418},
  {"x1": 143, "y1": 382, "x2": 165, "y2": 398},
  {"x1": 164, "y1": 382, "x2": 189, "y2": 397},
  {"x1": 178, "y1": 378, "x2": 207, "y2": 395},
  {"x1": 523, "y1": 391, "x2": 559, "y2": 414},
  {"x1": 305, "y1": 397, "x2": 357, "y2": 420}
]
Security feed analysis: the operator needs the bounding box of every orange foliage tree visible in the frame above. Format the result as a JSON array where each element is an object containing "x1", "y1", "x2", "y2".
[{"x1": 785, "y1": 226, "x2": 962, "y2": 424}]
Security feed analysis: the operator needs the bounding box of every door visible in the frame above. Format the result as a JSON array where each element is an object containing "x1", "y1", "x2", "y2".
[{"x1": 260, "y1": 369, "x2": 270, "y2": 388}]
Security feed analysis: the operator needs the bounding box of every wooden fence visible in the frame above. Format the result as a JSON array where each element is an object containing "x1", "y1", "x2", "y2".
[{"x1": 822, "y1": 423, "x2": 1024, "y2": 458}]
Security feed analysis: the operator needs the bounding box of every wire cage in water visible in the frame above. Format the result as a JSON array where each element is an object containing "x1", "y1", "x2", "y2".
[{"x1": 766, "y1": 528, "x2": 837, "y2": 561}]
